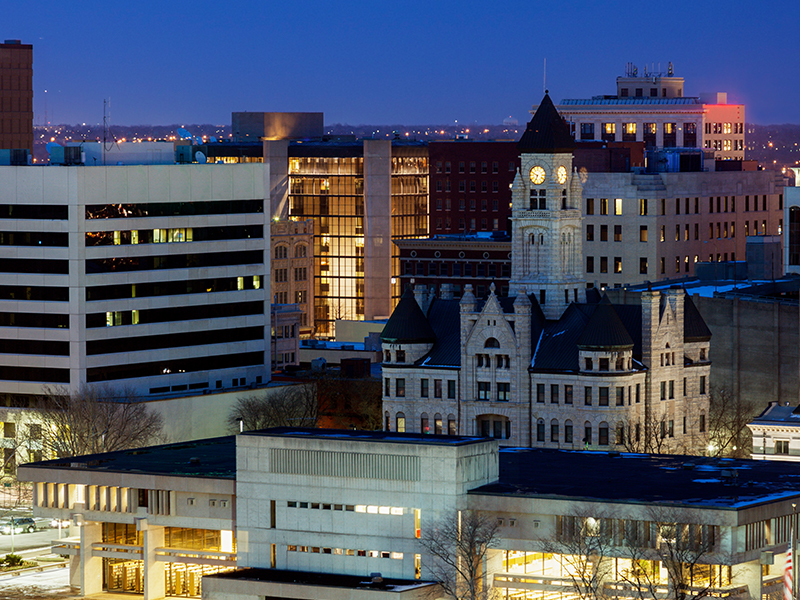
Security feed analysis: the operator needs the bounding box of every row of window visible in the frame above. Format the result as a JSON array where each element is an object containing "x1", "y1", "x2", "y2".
[
  {"x1": 434, "y1": 160, "x2": 515, "y2": 174},
  {"x1": 0, "y1": 204, "x2": 68, "y2": 220},
  {"x1": 85, "y1": 351, "x2": 263, "y2": 383},
  {"x1": 587, "y1": 254, "x2": 742, "y2": 276},
  {"x1": 586, "y1": 195, "x2": 778, "y2": 217},
  {"x1": 0, "y1": 285, "x2": 68, "y2": 302},
  {"x1": 390, "y1": 412, "x2": 457, "y2": 435},
  {"x1": 384, "y1": 377, "x2": 457, "y2": 399},
  {"x1": 274, "y1": 267, "x2": 308, "y2": 283},
  {"x1": 86, "y1": 275, "x2": 263, "y2": 301},
  {"x1": 87, "y1": 300, "x2": 263, "y2": 328},
  {"x1": 705, "y1": 122, "x2": 744, "y2": 135},
  {"x1": 287, "y1": 501, "x2": 404, "y2": 515},
  {"x1": 404, "y1": 261, "x2": 511, "y2": 278},
  {"x1": 85, "y1": 250, "x2": 263, "y2": 273},
  {"x1": 274, "y1": 244, "x2": 307, "y2": 259},
  {"x1": 86, "y1": 326, "x2": 263, "y2": 356},
  {"x1": 579, "y1": 122, "x2": 695, "y2": 147},
  {"x1": 536, "y1": 415, "x2": 706, "y2": 445},
  {"x1": 273, "y1": 291, "x2": 307, "y2": 304},
  {"x1": 706, "y1": 139, "x2": 744, "y2": 151},
  {"x1": 84, "y1": 199, "x2": 264, "y2": 220},
  {"x1": 537, "y1": 383, "x2": 640, "y2": 406},
  {"x1": 434, "y1": 197, "x2": 505, "y2": 211},
  {"x1": 434, "y1": 180, "x2": 504, "y2": 194},
  {"x1": 288, "y1": 545, "x2": 405, "y2": 560},
  {"x1": 85, "y1": 225, "x2": 263, "y2": 246},
  {"x1": 435, "y1": 216, "x2": 502, "y2": 232},
  {"x1": 477, "y1": 381, "x2": 511, "y2": 401},
  {"x1": 0, "y1": 231, "x2": 68, "y2": 247}
]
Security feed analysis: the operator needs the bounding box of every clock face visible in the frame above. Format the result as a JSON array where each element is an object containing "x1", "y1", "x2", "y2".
[
  {"x1": 557, "y1": 165, "x2": 568, "y2": 185},
  {"x1": 529, "y1": 165, "x2": 546, "y2": 185}
]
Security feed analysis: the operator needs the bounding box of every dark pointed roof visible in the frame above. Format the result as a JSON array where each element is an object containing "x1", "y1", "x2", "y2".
[
  {"x1": 517, "y1": 92, "x2": 576, "y2": 153},
  {"x1": 577, "y1": 295, "x2": 634, "y2": 349},
  {"x1": 380, "y1": 287, "x2": 436, "y2": 344},
  {"x1": 683, "y1": 293, "x2": 712, "y2": 342}
]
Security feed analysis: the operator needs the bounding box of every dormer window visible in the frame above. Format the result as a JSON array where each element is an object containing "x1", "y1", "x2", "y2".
[
  {"x1": 700, "y1": 348, "x2": 706, "y2": 361},
  {"x1": 585, "y1": 358, "x2": 593, "y2": 371},
  {"x1": 599, "y1": 358, "x2": 609, "y2": 371},
  {"x1": 615, "y1": 357, "x2": 625, "y2": 371},
  {"x1": 384, "y1": 350, "x2": 391, "y2": 363},
  {"x1": 396, "y1": 350, "x2": 406, "y2": 363}
]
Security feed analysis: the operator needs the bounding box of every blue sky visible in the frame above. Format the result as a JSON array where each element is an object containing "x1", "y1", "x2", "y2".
[{"x1": 9, "y1": 0, "x2": 799, "y2": 126}]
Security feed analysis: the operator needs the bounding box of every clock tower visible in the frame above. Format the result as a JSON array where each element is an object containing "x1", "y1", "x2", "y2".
[{"x1": 509, "y1": 92, "x2": 585, "y2": 320}]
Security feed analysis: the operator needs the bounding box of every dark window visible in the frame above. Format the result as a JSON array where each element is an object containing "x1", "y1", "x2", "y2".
[
  {"x1": 85, "y1": 199, "x2": 263, "y2": 220},
  {"x1": 537, "y1": 383, "x2": 545, "y2": 403},
  {"x1": 599, "y1": 387, "x2": 609, "y2": 406},
  {"x1": 550, "y1": 384, "x2": 559, "y2": 404}
]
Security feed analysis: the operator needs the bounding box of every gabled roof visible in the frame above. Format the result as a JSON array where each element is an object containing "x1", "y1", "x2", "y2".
[
  {"x1": 577, "y1": 295, "x2": 634, "y2": 349},
  {"x1": 518, "y1": 93, "x2": 576, "y2": 154},
  {"x1": 380, "y1": 287, "x2": 436, "y2": 344}
]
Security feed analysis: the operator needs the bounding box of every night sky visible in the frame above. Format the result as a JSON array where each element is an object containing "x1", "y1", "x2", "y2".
[{"x1": 8, "y1": 0, "x2": 799, "y2": 126}]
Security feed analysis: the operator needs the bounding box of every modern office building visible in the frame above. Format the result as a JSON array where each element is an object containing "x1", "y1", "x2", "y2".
[
  {"x1": 381, "y1": 97, "x2": 712, "y2": 454},
  {"x1": 548, "y1": 64, "x2": 745, "y2": 160},
  {"x1": 0, "y1": 163, "x2": 271, "y2": 403},
  {"x1": 265, "y1": 139, "x2": 429, "y2": 337},
  {"x1": 0, "y1": 39, "x2": 33, "y2": 156},
  {"x1": 19, "y1": 428, "x2": 796, "y2": 600}
]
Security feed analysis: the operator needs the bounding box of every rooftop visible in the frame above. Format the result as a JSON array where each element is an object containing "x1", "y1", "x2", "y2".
[
  {"x1": 22, "y1": 436, "x2": 237, "y2": 479},
  {"x1": 473, "y1": 448, "x2": 800, "y2": 509},
  {"x1": 243, "y1": 427, "x2": 490, "y2": 447},
  {"x1": 560, "y1": 97, "x2": 701, "y2": 106},
  {"x1": 205, "y1": 567, "x2": 435, "y2": 591}
]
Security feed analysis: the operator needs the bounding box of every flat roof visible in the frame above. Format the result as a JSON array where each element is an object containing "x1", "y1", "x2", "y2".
[
  {"x1": 560, "y1": 97, "x2": 701, "y2": 106},
  {"x1": 205, "y1": 567, "x2": 435, "y2": 591},
  {"x1": 22, "y1": 436, "x2": 237, "y2": 480},
  {"x1": 243, "y1": 427, "x2": 491, "y2": 447},
  {"x1": 473, "y1": 448, "x2": 800, "y2": 509}
]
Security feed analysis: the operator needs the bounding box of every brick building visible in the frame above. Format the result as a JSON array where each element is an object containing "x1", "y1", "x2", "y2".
[{"x1": 0, "y1": 39, "x2": 33, "y2": 155}]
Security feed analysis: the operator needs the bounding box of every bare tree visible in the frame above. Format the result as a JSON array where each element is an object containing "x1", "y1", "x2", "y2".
[
  {"x1": 548, "y1": 506, "x2": 722, "y2": 600},
  {"x1": 619, "y1": 413, "x2": 671, "y2": 455},
  {"x1": 418, "y1": 510, "x2": 500, "y2": 600},
  {"x1": 227, "y1": 384, "x2": 317, "y2": 432},
  {"x1": 707, "y1": 386, "x2": 757, "y2": 458},
  {"x1": 36, "y1": 384, "x2": 164, "y2": 458}
]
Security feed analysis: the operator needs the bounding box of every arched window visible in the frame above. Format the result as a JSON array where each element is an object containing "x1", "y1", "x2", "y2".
[
  {"x1": 484, "y1": 338, "x2": 500, "y2": 349},
  {"x1": 420, "y1": 413, "x2": 430, "y2": 434},
  {"x1": 537, "y1": 419, "x2": 545, "y2": 442},
  {"x1": 583, "y1": 422, "x2": 592, "y2": 446},
  {"x1": 564, "y1": 420, "x2": 573, "y2": 444},
  {"x1": 275, "y1": 245, "x2": 288, "y2": 259},
  {"x1": 434, "y1": 413, "x2": 443, "y2": 435},
  {"x1": 396, "y1": 412, "x2": 406, "y2": 433},
  {"x1": 447, "y1": 414, "x2": 457, "y2": 436},
  {"x1": 550, "y1": 419, "x2": 559, "y2": 442},
  {"x1": 295, "y1": 244, "x2": 307, "y2": 258},
  {"x1": 599, "y1": 422, "x2": 609, "y2": 446}
]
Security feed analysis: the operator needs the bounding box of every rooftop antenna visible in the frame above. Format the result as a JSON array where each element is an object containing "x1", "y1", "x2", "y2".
[
  {"x1": 103, "y1": 99, "x2": 119, "y2": 164},
  {"x1": 543, "y1": 58, "x2": 547, "y2": 95}
]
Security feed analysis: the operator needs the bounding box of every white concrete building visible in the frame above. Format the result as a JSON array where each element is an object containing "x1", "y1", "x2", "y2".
[
  {"x1": 0, "y1": 163, "x2": 271, "y2": 403},
  {"x1": 18, "y1": 428, "x2": 797, "y2": 600}
]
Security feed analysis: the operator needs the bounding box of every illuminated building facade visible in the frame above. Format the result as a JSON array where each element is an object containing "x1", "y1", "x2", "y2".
[
  {"x1": 0, "y1": 39, "x2": 33, "y2": 155},
  {"x1": 266, "y1": 139, "x2": 428, "y2": 338},
  {"x1": 271, "y1": 218, "x2": 314, "y2": 336},
  {"x1": 20, "y1": 429, "x2": 796, "y2": 600},
  {"x1": 550, "y1": 65, "x2": 745, "y2": 160},
  {"x1": 0, "y1": 163, "x2": 271, "y2": 403}
]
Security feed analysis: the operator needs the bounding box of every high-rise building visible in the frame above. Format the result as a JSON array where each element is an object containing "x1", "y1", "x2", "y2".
[
  {"x1": 0, "y1": 163, "x2": 271, "y2": 403},
  {"x1": 265, "y1": 139, "x2": 428, "y2": 337},
  {"x1": 0, "y1": 39, "x2": 33, "y2": 156}
]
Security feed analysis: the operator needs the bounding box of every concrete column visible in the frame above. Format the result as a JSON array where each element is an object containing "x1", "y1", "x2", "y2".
[
  {"x1": 79, "y1": 520, "x2": 103, "y2": 596},
  {"x1": 733, "y1": 558, "x2": 762, "y2": 600},
  {"x1": 139, "y1": 518, "x2": 166, "y2": 600},
  {"x1": 363, "y1": 140, "x2": 393, "y2": 320},
  {"x1": 263, "y1": 140, "x2": 289, "y2": 220}
]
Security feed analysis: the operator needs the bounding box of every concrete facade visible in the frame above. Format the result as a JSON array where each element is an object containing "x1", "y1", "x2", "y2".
[{"x1": 0, "y1": 163, "x2": 271, "y2": 403}]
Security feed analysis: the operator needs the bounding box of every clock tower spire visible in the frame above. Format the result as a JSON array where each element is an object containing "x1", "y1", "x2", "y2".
[{"x1": 509, "y1": 92, "x2": 585, "y2": 320}]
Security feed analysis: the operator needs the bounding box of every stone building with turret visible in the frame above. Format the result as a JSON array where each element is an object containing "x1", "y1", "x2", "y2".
[{"x1": 381, "y1": 95, "x2": 712, "y2": 454}]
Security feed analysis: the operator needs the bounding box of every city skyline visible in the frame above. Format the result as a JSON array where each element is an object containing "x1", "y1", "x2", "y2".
[{"x1": 7, "y1": 0, "x2": 800, "y2": 127}]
